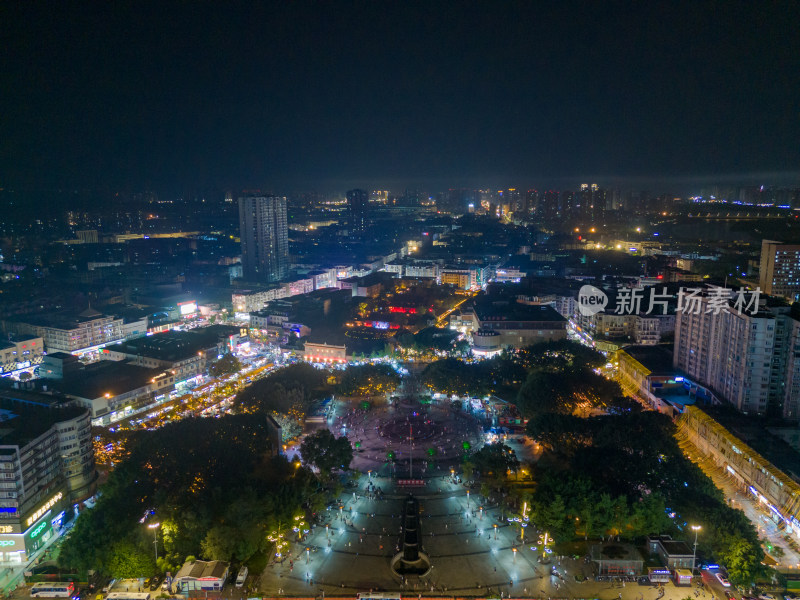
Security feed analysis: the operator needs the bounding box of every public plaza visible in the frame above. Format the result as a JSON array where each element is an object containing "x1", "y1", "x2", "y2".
[{"x1": 258, "y1": 394, "x2": 710, "y2": 600}]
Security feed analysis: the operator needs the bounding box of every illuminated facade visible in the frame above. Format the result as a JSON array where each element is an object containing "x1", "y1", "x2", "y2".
[
  {"x1": 0, "y1": 401, "x2": 95, "y2": 564},
  {"x1": 303, "y1": 342, "x2": 347, "y2": 364},
  {"x1": 238, "y1": 195, "x2": 289, "y2": 284},
  {"x1": 760, "y1": 239, "x2": 800, "y2": 302}
]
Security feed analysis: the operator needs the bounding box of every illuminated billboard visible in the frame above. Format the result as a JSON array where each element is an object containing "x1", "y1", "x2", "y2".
[{"x1": 179, "y1": 301, "x2": 198, "y2": 316}]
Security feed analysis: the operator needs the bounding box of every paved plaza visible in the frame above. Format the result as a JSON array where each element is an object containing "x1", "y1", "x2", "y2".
[{"x1": 259, "y1": 396, "x2": 725, "y2": 600}]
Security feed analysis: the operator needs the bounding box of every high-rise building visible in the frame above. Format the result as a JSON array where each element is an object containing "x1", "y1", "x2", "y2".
[
  {"x1": 0, "y1": 393, "x2": 96, "y2": 564},
  {"x1": 759, "y1": 240, "x2": 800, "y2": 302},
  {"x1": 346, "y1": 189, "x2": 368, "y2": 238},
  {"x1": 238, "y1": 195, "x2": 289, "y2": 283},
  {"x1": 541, "y1": 190, "x2": 559, "y2": 219},
  {"x1": 673, "y1": 288, "x2": 800, "y2": 417}
]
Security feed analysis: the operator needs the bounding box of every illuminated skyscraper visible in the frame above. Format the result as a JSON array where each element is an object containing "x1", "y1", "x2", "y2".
[{"x1": 238, "y1": 195, "x2": 289, "y2": 283}]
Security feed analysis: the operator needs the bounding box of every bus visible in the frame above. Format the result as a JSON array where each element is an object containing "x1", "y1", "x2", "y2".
[
  {"x1": 30, "y1": 583, "x2": 75, "y2": 598},
  {"x1": 105, "y1": 594, "x2": 151, "y2": 600},
  {"x1": 357, "y1": 595, "x2": 401, "y2": 600}
]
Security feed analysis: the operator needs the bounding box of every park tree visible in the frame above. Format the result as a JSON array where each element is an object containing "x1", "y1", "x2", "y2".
[
  {"x1": 421, "y1": 358, "x2": 489, "y2": 396},
  {"x1": 234, "y1": 363, "x2": 330, "y2": 415},
  {"x1": 300, "y1": 429, "x2": 354, "y2": 475},
  {"x1": 517, "y1": 339, "x2": 606, "y2": 372},
  {"x1": 59, "y1": 415, "x2": 314, "y2": 575},
  {"x1": 336, "y1": 364, "x2": 401, "y2": 396},
  {"x1": 471, "y1": 443, "x2": 520, "y2": 479},
  {"x1": 208, "y1": 353, "x2": 242, "y2": 377},
  {"x1": 106, "y1": 539, "x2": 155, "y2": 578}
]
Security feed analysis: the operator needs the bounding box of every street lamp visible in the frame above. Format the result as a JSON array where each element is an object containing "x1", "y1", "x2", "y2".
[
  {"x1": 147, "y1": 522, "x2": 160, "y2": 565},
  {"x1": 268, "y1": 522, "x2": 288, "y2": 559},
  {"x1": 691, "y1": 525, "x2": 702, "y2": 576}
]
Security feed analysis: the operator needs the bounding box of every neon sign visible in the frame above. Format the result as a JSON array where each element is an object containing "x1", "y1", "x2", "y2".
[
  {"x1": 29, "y1": 521, "x2": 47, "y2": 538},
  {"x1": 26, "y1": 492, "x2": 62, "y2": 527}
]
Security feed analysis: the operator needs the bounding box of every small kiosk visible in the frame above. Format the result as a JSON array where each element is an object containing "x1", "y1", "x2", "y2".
[{"x1": 674, "y1": 569, "x2": 693, "y2": 586}]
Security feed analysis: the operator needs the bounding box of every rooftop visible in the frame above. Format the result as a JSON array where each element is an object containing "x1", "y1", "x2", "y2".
[
  {"x1": 55, "y1": 361, "x2": 165, "y2": 400},
  {"x1": 621, "y1": 344, "x2": 675, "y2": 376},
  {"x1": 175, "y1": 559, "x2": 229, "y2": 581},
  {"x1": 104, "y1": 330, "x2": 222, "y2": 362},
  {"x1": 473, "y1": 301, "x2": 566, "y2": 324},
  {"x1": 703, "y1": 405, "x2": 800, "y2": 484},
  {"x1": 7, "y1": 310, "x2": 118, "y2": 330},
  {"x1": 0, "y1": 396, "x2": 86, "y2": 448}
]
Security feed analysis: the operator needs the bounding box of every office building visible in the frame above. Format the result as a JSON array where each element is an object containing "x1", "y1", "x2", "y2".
[
  {"x1": 346, "y1": 189, "x2": 368, "y2": 239},
  {"x1": 760, "y1": 240, "x2": 800, "y2": 302},
  {"x1": 238, "y1": 195, "x2": 289, "y2": 284}
]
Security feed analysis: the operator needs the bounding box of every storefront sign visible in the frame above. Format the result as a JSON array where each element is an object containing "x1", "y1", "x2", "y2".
[{"x1": 26, "y1": 492, "x2": 62, "y2": 527}]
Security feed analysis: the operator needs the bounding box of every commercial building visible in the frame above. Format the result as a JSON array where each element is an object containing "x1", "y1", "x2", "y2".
[
  {"x1": 303, "y1": 342, "x2": 347, "y2": 364},
  {"x1": 238, "y1": 195, "x2": 289, "y2": 283},
  {"x1": 675, "y1": 405, "x2": 800, "y2": 543},
  {"x1": 647, "y1": 536, "x2": 694, "y2": 571},
  {"x1": 582, "y1": 312, "x2": 675, "y2": 345},
  {"x1": 174, "y1": 559, "x2": 230, "y2": 593},
  {"x1": 338, "y1": 272, "x2": 389, "y2": 298},
  {"x1": 53, "y1": 361, "x2": 176, "y2": 426},
  {"x1": 102, "y1": 331, "x2": 215, "y2": 380},
  {"x1": 0, "y1": 337, "x2": 44, "y2": 377},
  {"x1": 0, "y1": 393, "x2": 96, "y2": 565},
  {"x1": 760, "y1": 239, "x2": 800, "y2": 302},
  {"x1": 472, "y1": 302, "x2": 567, "y2": 350},
  {"x1": 615, "y1": 344, "x2": 719, "y2": 416},
  {"x1": 2, "y1": 308, "x2": 124, "y2": 356}
]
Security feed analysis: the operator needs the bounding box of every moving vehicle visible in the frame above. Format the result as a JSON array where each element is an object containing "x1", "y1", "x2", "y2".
[
  {"x1": 235, "y1": 566, "x2": 248, "y2": 588},
  {"x1": 105, "y1": 594, "x2": 151, "y2": 600},
  {"x1": 30, "y1": 583, "x2": 76, "y2": 598},
  {"x1": 716, "y1": 572, "x2": 731, "y2": 587}
]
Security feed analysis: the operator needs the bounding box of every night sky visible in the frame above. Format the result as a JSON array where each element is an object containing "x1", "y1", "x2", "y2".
[{"x1": 1, "y1": 1, "x2": 799, "y2": 193}]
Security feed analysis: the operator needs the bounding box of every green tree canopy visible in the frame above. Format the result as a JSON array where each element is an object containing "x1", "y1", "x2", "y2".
[
  {"x1": 299, "y1": 429, "x2": 354, "y2": 475},
  {"x1": 234, "y1": 363, "x2": 330, "y2": 414},
  {"x1": 208, "y1": 353, "x2": 242, "y2": 378},
  {"x1": 58, "y1": 415, "x2": 319, "y2": 575},
  {"x1": 336, "y1": 364, "x2": 401, "y2": 396},
  {"x1": 471, "y1": 443, "x2": 520, "y2": 478}
]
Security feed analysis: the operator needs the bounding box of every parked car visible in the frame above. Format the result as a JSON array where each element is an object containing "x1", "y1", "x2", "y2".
[{"x1": 149, "y1": 577, "x2": 161, "y2": 591}]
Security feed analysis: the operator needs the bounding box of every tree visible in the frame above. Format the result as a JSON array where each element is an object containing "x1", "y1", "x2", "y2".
[
  {"x1": 234, "y1": 363, "x2": 330, "y2": 414},
  {"x1": 59, "y1": 415, "x2": 315, "y2": 576},
  {"x1": 517, "y1": 339, "x2": 606, "y2": 372},
  {"x1": 336, "y1": 364, "x2": 400, "y2": 396},
  {"x1": 471, "y1": 443, "x2": 520, "y2": 478},
  {"x1": 208, "y1": 353, "x2": 242, "y2": 377},
  {"x1": 106, "y1": 539, "x2": 155, "y2": 578},
  {"x1": 300, "y1": 429, "x2": 353, "y2": 475},
  {"x1": 722, "y1": 536, "x2": 764, "y2": 587}
]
